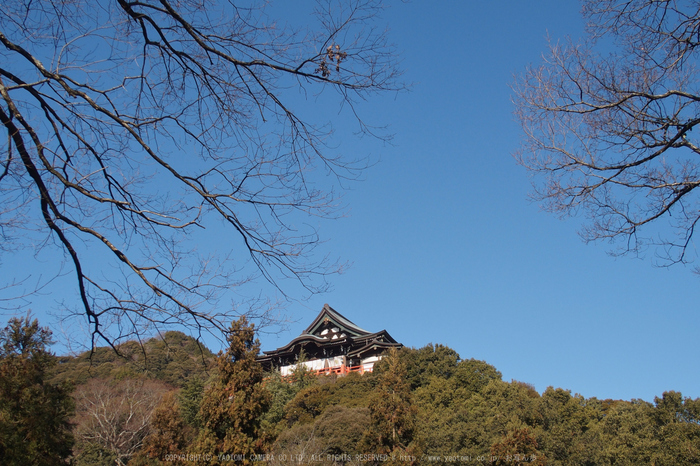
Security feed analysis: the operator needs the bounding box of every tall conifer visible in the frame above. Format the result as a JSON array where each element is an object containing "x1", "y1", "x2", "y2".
[
  {"x1": 195, "y1": 316, "x2": 270, "y2": 464},
  {"x1": 361, "y1": 349, "x2": 419, "y2": 464}
]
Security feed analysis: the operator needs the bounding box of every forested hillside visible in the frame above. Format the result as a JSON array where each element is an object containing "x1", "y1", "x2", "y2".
[
  {"x1": 2, "y1": 316, "x2": 699, "y2": 465},
  {"x1": 49, "y1": 330, "x2": 217, "y2": 387}
]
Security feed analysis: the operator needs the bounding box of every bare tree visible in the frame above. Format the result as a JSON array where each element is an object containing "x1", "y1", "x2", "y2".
[
  {"x1": 514, "y1": 0, "x2": 700, "y2": 270},
  {"x1": 0, "y1": 0, "x2": 401, "y2": 347},
  {"x1": 73, "y1": 378, "x2": 170, "y2": 466}
]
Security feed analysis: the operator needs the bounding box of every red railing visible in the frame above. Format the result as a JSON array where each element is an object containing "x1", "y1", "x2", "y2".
[
  {"x1": 273, "y1": 364, "x2": 373, "y2": 382},
  {"x1": 281, "y1": 364, "x2": 372, "y2": 378},
  {"x1": 313, "y1": 364, "x2": 371, "y2": 376}
]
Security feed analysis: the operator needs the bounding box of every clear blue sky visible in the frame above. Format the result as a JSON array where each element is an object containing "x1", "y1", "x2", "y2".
[
  {"x1": 3, "y1": 1, "x2": 699, "y2": 403},
  {"x1": 258, "y1": 0, "x2": 700, "y2": 403}
]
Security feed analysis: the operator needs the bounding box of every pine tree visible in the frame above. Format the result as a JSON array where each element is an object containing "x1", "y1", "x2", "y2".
[
  {"x1": 0, "y1": 315, "x2": 74, "y2": 465},
  {"x1": 194, "y1": 316, "x2": 271, "y2": 464}
]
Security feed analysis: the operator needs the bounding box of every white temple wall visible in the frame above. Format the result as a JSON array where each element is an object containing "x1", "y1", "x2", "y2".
[
  {"x1": 360, "y1": 355, "x2": 382, "y2": 372},
  {"x1": 278, "y1": 354, "x2": 387, "y2": 376},
  {"x1": 279, "y1": 356, "x2": 345, "y2": 376}
]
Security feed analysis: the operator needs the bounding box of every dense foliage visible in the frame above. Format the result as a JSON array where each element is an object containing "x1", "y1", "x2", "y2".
[
  {"x1": 6, "y1": 316, "x2": 700, "y2": 465},
  {"x1": 49, "y1": 331, "x2": 216, "y2": 388},
  {"x1": 192, "y1": 317, "x2": 271, "y2": 464},
  {"x1": 0, "y1": 316, "x2": 74, "y2": 465}
]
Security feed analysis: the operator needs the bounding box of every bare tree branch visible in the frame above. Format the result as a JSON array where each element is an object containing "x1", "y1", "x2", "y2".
[
  {"x1": 74, "y1": 378, "x2": 170, "y2": 466},
  {"x1": 514, "y1": 0, "x2": 700, "y2": 270},
  {"x1": 0, "y1": 0, "x2": 403, "y2": 347}
]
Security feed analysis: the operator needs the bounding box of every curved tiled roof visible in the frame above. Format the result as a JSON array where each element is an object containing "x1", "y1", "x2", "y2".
[
  {"x1": 257, "y1": 304, "x2": 401, "y2": 367},
  {"x1": 302, "y1": 303, "x2": 371, "y2": 336}
]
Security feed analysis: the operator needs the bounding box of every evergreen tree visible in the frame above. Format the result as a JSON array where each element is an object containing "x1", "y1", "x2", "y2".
[
  {"x1": 260, "y1": 370, "x2": 308, "y2": 440},
  {"x1": 134, "y1": 391, "x2": 193, "y2": 465},
  {"x1": 194, "y1": 316, "x2": 271, "y2": 464},
  {"x1": 289, "y1": 349, "x2": 316, "y2": 389},
  {"x1": 490, "y1": 427, "x2": 546, "y2": 466},
  {"x1": 0, "y1": 315, "x2": 74, "y2": 465},
  {"x1": 453, "y1": 358, "x2": 503, "y2": 393},
  {"x1": 361, "y1": 349, "x2": 419, "y2": 464},
  {"x1": 179, "y1": 376, "x2": 206, "y2": 429}
]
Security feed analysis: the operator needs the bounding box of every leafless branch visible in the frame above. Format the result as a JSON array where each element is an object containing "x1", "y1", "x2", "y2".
[
  {"x1": 74, "y1": 378, "x2": 170, "y2": 465},
  {"x1": 514, "y1": 0, "x2": 700, "y2": 269},
  {"x1": 0, "y1": 0, "x2": 403, "y2": 346}
]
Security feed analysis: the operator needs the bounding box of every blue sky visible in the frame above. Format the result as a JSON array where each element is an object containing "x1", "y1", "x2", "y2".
[
  {"x1": 257, "y1": 0, "x2": 700, "y2": 403},
  {"x1": 3, "y1": 0, "x2": 699, "y2": 403}
]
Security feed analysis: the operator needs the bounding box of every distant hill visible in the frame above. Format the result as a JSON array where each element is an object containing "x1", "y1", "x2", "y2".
[{"x1": 49, "y1": 331, "x2": 216, "y2": 388}]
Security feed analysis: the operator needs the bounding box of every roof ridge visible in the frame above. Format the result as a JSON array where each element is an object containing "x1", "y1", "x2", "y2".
[{"x1": 302, "y1": 303, "x2": 371, "y2": 336}]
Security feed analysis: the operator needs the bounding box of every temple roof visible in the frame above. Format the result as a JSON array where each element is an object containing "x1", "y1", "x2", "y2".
[
  {"x1": 302, "y1": 304, "x2": 371, "y2": 337},
  {"x1": 257, "y1": 304, "x2": 401, "y2": 366}
]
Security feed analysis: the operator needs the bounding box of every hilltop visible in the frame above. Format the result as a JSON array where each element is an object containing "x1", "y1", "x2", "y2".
[{"x1": 48, "y1": 330, "x2": 216, "y2": 388}]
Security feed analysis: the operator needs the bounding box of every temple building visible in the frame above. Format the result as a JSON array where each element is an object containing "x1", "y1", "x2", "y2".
[{"x1": 257, "y1": 304, "x2": 402, "y2": 376}]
